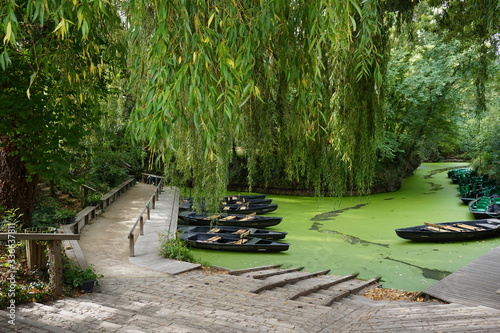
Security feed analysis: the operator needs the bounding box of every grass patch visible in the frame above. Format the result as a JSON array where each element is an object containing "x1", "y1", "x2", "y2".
[{"x1": 158, "y1": 233, "x2": 212, "y2": 268}]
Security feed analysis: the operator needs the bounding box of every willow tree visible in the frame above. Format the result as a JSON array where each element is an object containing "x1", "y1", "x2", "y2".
[
  {"x1": 427, "y1": 0, "x2": 500, "y2": 175},
  {"x1": 126, "y1": 0, "x2": 404, "y2": 206},
  {"x1": 0, "y1": 1, "x2": 125, "y2": 224}
]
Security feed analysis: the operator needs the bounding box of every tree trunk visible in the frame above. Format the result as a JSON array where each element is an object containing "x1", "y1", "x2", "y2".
[{"x1": 0, "y1": 136, "x2": 38, "y2": 226}]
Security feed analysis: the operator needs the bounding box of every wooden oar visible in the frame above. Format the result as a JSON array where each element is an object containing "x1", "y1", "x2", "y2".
[{"x1": 424, "y1": 222, "x2": 466, "y2": 232}]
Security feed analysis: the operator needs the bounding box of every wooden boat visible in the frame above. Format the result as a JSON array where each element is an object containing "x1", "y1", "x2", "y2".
[
  {"x1": 179, "y1": 200, "x2": 278, "y2": 215},
  {"x1": 223, "y1": 194, "x2": 267, "y2": 201},
  {"x1": 395, "y1": 219, "x2": 500, "y2": 242},
  {"x1": 177, "y1": 225, "x2": 287, "y2": 240},
  {"x1": 222, "y1": 197, "x2": 273, "y2": 205},
  {"x1": 179, "y1": 195, "x2": 272, "y2": 211},
  {"x1": 222, "y1": 202, "x2": 278, "y2": 214},
  {"x1": 179, "y1": 232, "x2": 290, "y2": 252},
  {"x1": 178, "y1": 211, "x2": 283, "y2": 228},
  {"x1": 468, "y1": 196, "x2": 500, "y2": 219}
]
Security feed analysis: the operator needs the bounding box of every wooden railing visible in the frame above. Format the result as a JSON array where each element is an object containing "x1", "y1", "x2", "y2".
[
  {"x1": 100, "y1": 177, "x2": 136, "y2": 211},
  {"x1": 0, "y1": 233, "x2": 80, "y2": 296},
  {"x1": 128, "y1": 174, "x2": 164, "y2": 257},
  {"x1": 61, "y1": 176, "x2": 136, "y2": 271},
  {"x1": 65, "y1": 177, "x2": 136, "y2": 235}
]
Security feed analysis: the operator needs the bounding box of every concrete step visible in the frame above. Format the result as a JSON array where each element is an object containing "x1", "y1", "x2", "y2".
[{"x1": 0, "y1": 309, "x2": 75, "y2": 333}]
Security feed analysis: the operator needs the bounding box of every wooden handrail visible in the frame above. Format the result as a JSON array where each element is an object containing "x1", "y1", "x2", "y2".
[
  {"x1": 128, "y1": 174, "x2": 164, "y2": 257},
  {"x1": 0, "y1": 233, "x2": 80, "y2": 240},
  {"x1": 0, "y1": 232, "x2": 80, "y2": 296}
]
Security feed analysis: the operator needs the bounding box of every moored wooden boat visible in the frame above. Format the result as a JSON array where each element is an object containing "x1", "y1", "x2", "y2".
[
  {"x1": 395, "y1": 219, "x2": 500, "y2": 242},
  {"x1": 223, "y1": 194, "x2": 267, "y2": 201},
  {"x1": 222, "y1": 197, "x2": 273, "y2": 205},
  {"x1": 178, "y1": 211, "x2": 283, "y2": 228},
  {"x1": 179, "y1": 200, "x2": 278, "y2": 215},
  {"x1": 177, "y1": 225, "x2": 287, "y2": 240},
  {"x1": 222, "y1": 202, "x2": 278, "y2": 214},
  {"x1": 179, "y1": 232, "x2": 290, "y2": 252},
  {"x1": 468, "y1": 196, "x2": 500, "y2": 219}
]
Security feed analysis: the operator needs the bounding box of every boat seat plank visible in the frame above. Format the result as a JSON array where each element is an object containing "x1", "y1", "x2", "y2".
[
  {"x1": 205, "y1": 236, "x2": 221, "y2": 243},
  {"x1": 455, "y1": 223, "x2": 485, "y2": 231},
  {"x1": 239, "y1": 212, "x2": 257, "y2": 221},
  {"x1": 219, "y1": 215, "x2": 236, "y2": 221},
  {"x1": 425, "y1": 226, "x2": 450, "y2": 232},
  {"x1": 424, "y1": 222, "x2": 465, "y2": 232},
  {"x1": 229, "y1": 238, "x2": 249, "y2": 245},
  {"x1": 203, "y1": 215, "x2": 221, "y2": 220}
]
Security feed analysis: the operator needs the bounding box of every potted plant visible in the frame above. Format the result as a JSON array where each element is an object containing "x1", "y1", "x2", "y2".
[{"x1": 63, "y1": 264, "x2": 103, "y2": 293}]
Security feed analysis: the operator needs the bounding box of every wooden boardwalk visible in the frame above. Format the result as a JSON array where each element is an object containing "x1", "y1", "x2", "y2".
[{"x1": 422, "y1": 245, "x2": 500, "y2": 309}]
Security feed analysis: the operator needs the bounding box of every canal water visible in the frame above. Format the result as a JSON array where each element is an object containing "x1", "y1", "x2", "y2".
[{"x1": 189, "y1": 162, "x2": 500, "y2": 291}]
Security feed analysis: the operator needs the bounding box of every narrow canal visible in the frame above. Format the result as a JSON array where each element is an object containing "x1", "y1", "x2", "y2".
[{"x1": 189, "y1": 162, "x2": 500, "y2": 291}]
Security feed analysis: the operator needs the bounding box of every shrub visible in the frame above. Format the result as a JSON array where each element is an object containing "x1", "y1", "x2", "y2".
[{"x1": 159, "y1": 233, "x2": 196, "y2": 263}]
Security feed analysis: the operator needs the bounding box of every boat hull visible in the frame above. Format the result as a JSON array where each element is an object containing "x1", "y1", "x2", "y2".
[
  {"x1": 178, "y1": 211, "x2": 283, "y2": 228},
  {"x1": 395, "y1": 219, "x2": 500, "y2": 242},
  {"x1": 468, "y1": 197, "x2": 500, "y2": 219},
  {"x1": 179, "y1": 200, "x2": 278, "y2": 215},
  {"x1": 180, "y1": 232, "x2": 290, "y2": 252},
  {"x1": 177, "y1": 225, "x2": 287, "y2": 240}
]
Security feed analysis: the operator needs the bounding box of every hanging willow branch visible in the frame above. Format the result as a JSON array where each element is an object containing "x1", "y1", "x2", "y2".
[{"x1": 126, "y1": 0, "x2": 387, "y2": 205}]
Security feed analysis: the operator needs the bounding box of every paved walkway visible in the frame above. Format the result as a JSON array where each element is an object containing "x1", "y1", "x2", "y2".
[
  {"x1": 78, "y1": 182, "x2": 199, "y2": 279},
  {"x1": 128, "y1": 185, "x2": 200, "y2": 274}
]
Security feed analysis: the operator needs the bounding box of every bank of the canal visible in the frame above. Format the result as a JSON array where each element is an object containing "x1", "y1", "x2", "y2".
[{"x1": 188, "y1": 162, "x2": 500, "y2": 292}]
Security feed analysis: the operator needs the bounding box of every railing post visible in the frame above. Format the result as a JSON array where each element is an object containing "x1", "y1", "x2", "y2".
[
  {"x1": 129, "y1": 235, "x2": 135, "y2": 257},
  {"x1": 147, "y1": 205, "x2": 150, "y2": 220},
  {"x1": 140, "y1": 216, "x2": 144, "y2": 235},
  {"x1": 152, "y1": 196, "x2": 156, "y2": 209},
  {"x1": 47, "y1": 240, "x2": 63, "y2": 296}
]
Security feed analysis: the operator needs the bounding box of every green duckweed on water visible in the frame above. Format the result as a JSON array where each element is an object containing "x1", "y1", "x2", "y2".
[{"x1": 188, "y1": 162, "x2": 500, "y2": 292}]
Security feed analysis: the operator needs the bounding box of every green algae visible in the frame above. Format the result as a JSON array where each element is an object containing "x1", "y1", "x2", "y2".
[{"x1": 189, "y1": 163, "x2": 500, "y2": 292}]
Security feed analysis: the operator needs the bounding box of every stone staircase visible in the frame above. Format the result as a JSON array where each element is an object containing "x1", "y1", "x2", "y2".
[
  {"x1": 228, "y1": 265, "x2": 381, "y2": 306},
  {"x1": 4, "y1": 267, "x2": 500, "y2": 332}
]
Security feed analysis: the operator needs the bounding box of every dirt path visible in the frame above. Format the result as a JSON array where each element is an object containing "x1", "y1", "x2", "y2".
[{"x1": 78, "y1": 182, "x2": 168, "y2": 279}]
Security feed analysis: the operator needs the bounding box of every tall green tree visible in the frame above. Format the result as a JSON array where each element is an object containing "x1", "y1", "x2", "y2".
[
  {"x1": 0, "y1": 0, "x2": 125, "y2": 224},
  {"x1": 126, "y1": 0, "x2": 408, "y2": 206}
]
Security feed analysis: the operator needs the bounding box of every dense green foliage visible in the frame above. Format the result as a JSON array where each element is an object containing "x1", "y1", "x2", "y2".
[
  {"x1": 126, "y1": 0, "x2": 399, "y2": 206},
  {"x1": 0, "y1": 0, "x2": 498, "y2": 219},
  {"x1": 0, "y1": 0, "x2": 126, "y2": 225}
]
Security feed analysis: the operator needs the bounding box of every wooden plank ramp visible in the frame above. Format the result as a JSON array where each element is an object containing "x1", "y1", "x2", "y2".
[{"x1": 422, "y1": 244, "x2": 500, "y2": 309}]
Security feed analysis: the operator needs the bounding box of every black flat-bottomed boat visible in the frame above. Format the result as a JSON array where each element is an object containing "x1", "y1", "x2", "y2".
[
  {"x1": 178, "y1": 211, "x2": 283, "y2": 228},
  {"x1": 177, "y1": 225, "x2": 287, "y2": 240},
  {"x1": 179, "y1": 232, "x2": 290, "y2": 252},
  {"x1": 468, "y1": 196, "x2": 500, "y2": 219},
  {"x1": 179, "y1": 199, "x2": 278, "y2": 215},
  {"x1": 395, "y1": 219, "x2": 500, "y2": 242}
]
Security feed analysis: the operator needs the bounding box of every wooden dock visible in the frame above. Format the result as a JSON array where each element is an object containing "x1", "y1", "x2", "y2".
[{"x1": 422, "y1": 245, "x2": 500, "y2": 309}]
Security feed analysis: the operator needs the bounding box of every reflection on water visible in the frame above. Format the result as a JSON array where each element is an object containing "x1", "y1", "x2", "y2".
[
  {"x1": 423, "y1": 182, "x2": 443, "y2": 194},
  {"x1": 385, "y1": 257, "x2": 452, "y2": 281},
  {"x1": 316, "y1": 228, "x2": 390, "y2": 248},
  {"x1": 310, "y1": 204, "x2": 368, "y2": 225}
]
